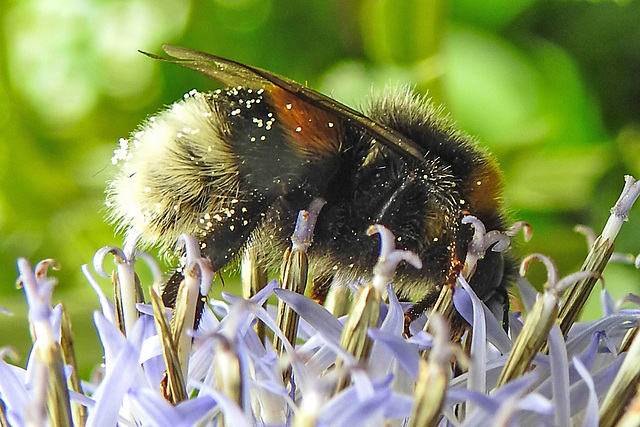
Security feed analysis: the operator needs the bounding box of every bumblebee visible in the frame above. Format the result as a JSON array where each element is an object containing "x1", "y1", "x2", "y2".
[{"x1": 107, "y1": 46, "x2": 514, "y2": 325}]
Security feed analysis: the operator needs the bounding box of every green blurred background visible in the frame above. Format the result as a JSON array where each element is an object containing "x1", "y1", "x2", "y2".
[{"x1": 1, "y1": 0, "x2": 639, "y2": 376}]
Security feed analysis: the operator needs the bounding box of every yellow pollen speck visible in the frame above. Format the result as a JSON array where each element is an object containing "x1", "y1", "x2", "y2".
[
  {"x1": 328, "y1": 122, "x2": 334, "y2": 128},
  {"x1": 459, "y1": 199, "x2": 465, "y2": 205},
  {"x1": 433, "y1": 237, "x2": 439, "y2": 242},
  {"x1": 477, "y1": 180, "x2": 482, "y2": 186},
  {"x1": 295, "y1": 126, "x2": 302, "y2": 132},
  {"x1": 286, "y1": 103, "x2": 292, "y2": 109}
]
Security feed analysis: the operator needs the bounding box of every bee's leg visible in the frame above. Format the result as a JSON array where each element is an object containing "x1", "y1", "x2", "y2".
[
  {"x1": 161, "y1": 269, "x2": 208, "y2": 328},
  {"x1": 403, "y1": 292, "x2": 439, "y2": 336},
  {"x1": 470, "y1": 250, "x2": 513, "y2": 332},
  {"x1": 309, "y1": 272, "x2": 352, "y2": 317},
  {"x1": 501, "y1": 288, "x2": 510, "y2": 332},
  {"x1": 309, "y1": 272, "x2": 334, "y2": 305},
  {"x1": 161, "y1": 197, "x2": 273, "y2": 328},
  {"x1": 161, "y1": 269, "x2": 185, "y2": 309}
]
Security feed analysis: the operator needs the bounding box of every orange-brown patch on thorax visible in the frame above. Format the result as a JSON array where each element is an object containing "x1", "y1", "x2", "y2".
[
  {"x1": 464, "y1": 158, "x2": 503, "y2": 218},
  {"x1": 269, "y1": 85, "x2": 343, "y2": 159}
]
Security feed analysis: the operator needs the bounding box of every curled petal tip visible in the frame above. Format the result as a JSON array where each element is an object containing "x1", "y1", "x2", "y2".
[
  {"x1": 519, "y1": 253, "x2": 558, "y2": 287},
  {"x1": 387, "y1": 251, "x2": 423, "y2": 271},
  {"x1": 461, "y1": 214, "x2": 484, "y2": 230},
  {"x1": 93, "y1": 246, "x2": 127, "y2": 278},
  {"x1": 508, "y1": 221, "x2": 533, "y2": 242},
  {"x1": 574, "y1": 225, "x2": 596, "y2": 248},
  {"x1": 462, "y1": 215, "x2": 486, "y2": 243},
  {"x1": 0, "y1": 346, "x2": 18, "y2": 362},
  {"x1": 367, "y1": 224, "x2": 396, "y2": 259},
  {"x1": 369, "y1": 224, "x2": 421, "y2": 291},
  {"x1": 366, "y1": 223, "x2": 385, "y2": 237},
  {"x1": 176, "y1": 233, "x2": 200, "y2": 256},
  {"x1": 484, "y1": 231, "x2": 511, "y2": 253},
  {"x1": 34, "y1": 259, "x2": 60, "y2": 280}
]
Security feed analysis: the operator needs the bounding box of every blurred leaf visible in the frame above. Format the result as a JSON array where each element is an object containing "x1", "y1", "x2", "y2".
[
  {"x1": 359, "y1": 0, "x2": 446, "y2": 64},
  {"x1": 505, "y1": 145, "x2": 611, "y2": 211},
  {"x1": 4, "y1": 0, "x2": 190, "y2": 127},
  {"x1": 442, "y1": 27, "x2": 547, "y2": 148},
  {"x1": 526, "y1": 38, "x2": 606, "y2": 147},
  {"x1": 617, "y1": 126, "x2": 640, "y2": 178},
  {"x1": 451, "y1": 0, "x2": 539, "y2": 30}
]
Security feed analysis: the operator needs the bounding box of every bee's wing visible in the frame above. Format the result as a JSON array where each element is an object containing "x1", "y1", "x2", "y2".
[{"x1": 145, "y1": 45, "x2": 427, "y2": 163}]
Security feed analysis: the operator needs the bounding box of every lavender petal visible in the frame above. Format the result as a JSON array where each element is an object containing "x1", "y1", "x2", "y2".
[
  {"x1": 453, "y1": 286, "x2": 512, "y2": 353},
  {"x1": 516, "y1": 276, "x2": 539, "y2": 313},
  {"x1": 367, "y1": 328, "x2": 420, "y2": 380},
  {"x1": 600, "y1": 289, "x2": 616, "y2": 317},
  {"x1": 85, "y1": 338, "x2": 141, "y2": 427},
  {"x1": 458, "y1": 276, "x2": 487, "y2": 401},
  {"x1": 128, "y1": 387, "x2": 183, "y2": 425},
  {"x1": 572, "y1": 357, "x2": 598, "y2": 427},
  {"x1": 273, "y1": 288, "x2": 343, "y2": 344},
  {"x1": 548, "y1": 323, "x2": 570, "y2": 427},
  {"x1": 0, "y1": 361, "x2": 28, "y2": 424}
]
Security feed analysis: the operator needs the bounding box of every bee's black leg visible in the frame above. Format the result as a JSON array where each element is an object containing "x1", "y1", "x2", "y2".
[
  {"x1": 160, "y1": 269, "x2": 207, "y2": 330},
  {"x1": 501, "y1": 287, "x2": 510, "y2": 333},
  {"x1": 161, "y1": 269, "x2": 183, "y2": 308},
  {"x1": 161, "y1": 197, "x2": 274, "y2": 329},
  {"x1": 403, "y1": 292, "x2": 440, "y2": 337}
]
